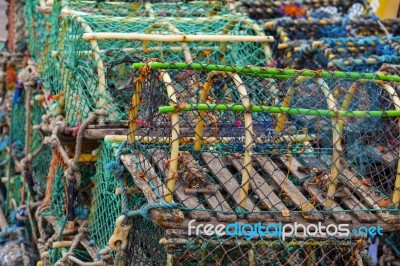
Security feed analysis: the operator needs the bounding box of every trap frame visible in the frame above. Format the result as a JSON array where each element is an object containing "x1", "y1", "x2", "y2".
[
  {"x1": 291, "y1": 36, "x2": 400, "y2": 71},
  {"x1": 48, "y1": 13, "x2": 272, "y2": 126},
  {"x1": 236, "y1": 0, "x2": 369, "y2": 20},
  {"x1": 98, "y1": 61, "x2": 400, "y2": 264},
  {"x1": 26, "y1": 0, "x2": 232, "y2": 66},
  {"x1": 264, "y1": 16, "x2": 400, "y2": 68}
]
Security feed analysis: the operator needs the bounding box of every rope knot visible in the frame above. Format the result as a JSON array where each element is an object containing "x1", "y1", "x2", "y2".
[
  {"x1": 126, "y1": 202, "x2": 179, "y2": 221},
  {"x1": 106, "y1": 161, "x2": 125, "y2": 177}
]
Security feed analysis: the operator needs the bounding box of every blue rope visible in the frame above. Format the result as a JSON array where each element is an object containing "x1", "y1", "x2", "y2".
[
  {"x1": 106, "y1": 141, "x2": 181, "y2": 222},
  {"x1": 0, "y1": 136, "x2": 10, "y2": 152},
  {"x1": 126, "y1": 202, "x2": 179, "y2": 221},
  {"x1": 74, "y1": 205, "x2": 89, "y2": 220},
  {"x1": 12, "y1": 81, "x2": 23, "y2": 105},
  {"x1": 385, "y1": 232, "x2": 400, "y2": 257},
  {"x1": 105, "y1": 161, "x2": 125, "y2": 178},
  {"x1": 12, "y1": 140, "x2": 25, "y2": 159},
  {"x1": 0, "y1": 111, "x2": 6, "y2": 124},
  {"x1": 57, "y1": 216, "x2": 69, "y2": 241}
]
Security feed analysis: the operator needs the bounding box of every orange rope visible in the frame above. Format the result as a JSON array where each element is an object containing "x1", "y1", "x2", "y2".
[{"x1": 42, "y1": 149, "x2": 68, "y2": 206}]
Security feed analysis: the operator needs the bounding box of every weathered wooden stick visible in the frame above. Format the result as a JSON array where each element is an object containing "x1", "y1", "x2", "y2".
[{"x1": 82, "y1": 33, "x2": 274, "y2": 43}]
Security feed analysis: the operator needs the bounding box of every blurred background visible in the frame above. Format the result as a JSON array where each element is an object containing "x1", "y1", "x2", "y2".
[{"x1": 0, "y1": 0, "x2": 6, "y2": 41}]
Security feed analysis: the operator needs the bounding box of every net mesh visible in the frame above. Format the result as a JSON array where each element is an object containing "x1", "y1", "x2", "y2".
[
  {"x1": 3, "y1": 0, "x2": 400, "y2": 265},
  {"x1": 236, "y1": 0, "x2": 369, "y2": 20},
  {"x1": 292, "y1": 37, "x2": 400, "y2": 71},
  {"x1": 25, "y1": 0, "x2": 232, "y2": 68},
  {"x1": 264, "y1": 17, "x2": 400, "y2": 68},
  {"x1": 47, "y1": 13, "x2": 271, "y2": 125},
  {"x1": 105, "y1": 61, "x2": 400, "y2": 264},
  {"x1": 89, "y1": 141, "x2": 122, "y2": 251},
  {"x1": 124, "y1": 61, "x2": 400, "y2": 211}
]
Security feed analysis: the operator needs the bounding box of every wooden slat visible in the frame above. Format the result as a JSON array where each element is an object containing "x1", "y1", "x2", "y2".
[
  {"x1": 183, "y1": 152, "x2": 237, "y2": 223},
  {"x1": 307, "y1": 184, "x2": 352, "y2": 223},
  {"x1": 278, "y1": 155, "x2": 352, "y2": 223},
  {"x1": 228, "y1": 157, "x2": 288, "y2": 212},
  {"x1": 152, "y1": 150, "x2": 211, "y2": 222},
  {"x1": 340, "y1": 160, "x2": 400, "y2": 223},
  {"x1": 280, "y1": 155, "x2": 379, "y2": 223},
  {"x1": 121, "y1": 154, "x2": 184, "y2": 226},
  {"x1": 340, "y1": 162, "x2": 385, "y2": 209},
  {"x1": 337, "y1": 187, "x2": 378, "y2": 223},
  {"x1": 202, "y1": 153, "x2": 266, "y2": 222},
  {"x1": 256, "y1": 156, "x2": 324, "y2": 221},
  {"x1": 122, "y1": 153, "x2": 164, "y2": 202}
]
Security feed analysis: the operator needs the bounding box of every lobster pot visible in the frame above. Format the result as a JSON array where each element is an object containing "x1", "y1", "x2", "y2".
[
  {"x1": 28, "y1": 0, "x2": 230, "y2": 63},
  {"x1": 88, "y1": 141, "x2": 159, "y2": 256},
  {"x1": 24, "y1": 0, "x2": 52, "y2": 64},
  {"x1": 6, "y1": 79, "x2": 51, "y2": 203},
  {"x1": 115, "y1": 62, "x2": 400, "y2": 265},
  {"x1": 264, "y1": 17, "x2": 348, "y2": 67},
  {"x1": 64, "y1": 0, "x2": 230, "y2": 17},
  {"x1": 264, "y1": 17, "x2": 400, "y2": 68},
  {"x1": 150, "y1": 236, "x2": 360, "y2": 265},
  {"x1": 31, "y1": 0, "x2": 231, "y2": 95},
  {"x1": 294, "y1": 36, "x2": 400, "y2": 71},
  {"x1": 9, "y1": 89, "x2": 26, "y2": 179},
  {"x1": 349, "y1": 17, "x2": 400, "y2": 37},
  {"x1": 49, "y1": 14, "x2": 272, "y2": 126},
  {"x1": 88, "y1": 141, "x2": 124, "y2": 253},
  {"x1": 236, "y1": 0, "x2": 369, "y2": 20}
]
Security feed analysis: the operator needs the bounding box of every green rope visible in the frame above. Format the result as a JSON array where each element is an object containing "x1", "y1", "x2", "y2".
[
  {"x1": 132, "y1": 62, "x2": 400, "y2": 82},
  {"x1": 158, "y1": 103, "x2": 400, "y2": 117}
]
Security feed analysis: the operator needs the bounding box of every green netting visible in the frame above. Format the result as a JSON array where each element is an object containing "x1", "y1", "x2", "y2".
[
  {"x1": 10, "y1": 89, "x2": 25, "y2": 149},
  {"x1": 125, "y1": 218, "x2": 167, "y2": 265},
  {"x1": 49, "y1": 165, "x2": 66, "y2": 222},
  {"x1": 31, "y1": 136, "x2": 52, "y2": 196},
  {"x1": 73, "y1": 249, "x2": 94, "y2": 262},
  {"x1": 161, "y1": 236, "x2": 365, "y2": 265},
  {"x1": 7, "y1": 89, "x2": 26, "y2": 209},
  {"x1": 66, "y1": 0, "x2": 230, "y2": 17},
  {"x1": 47, "y1": 159, "x2": 94, "y2": 223},
  {"x1": 30, "y1": 99, "x2": 52, "y2": 196},
  {"x1": 25, "y1": 0, "x2": 231, "y2": 68},
  {"x1": 24, "y1": 0, "x2": 49, "y2": 64},
  {"x1": 88, "y1": 141, "x2": 122, "y2": 251},
  {"x1": 8, "y1": 175, "x2": 23, "y2": 209},
  {"x1": 49, "y1": 13, "x2": 271, "y2": 125}
]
